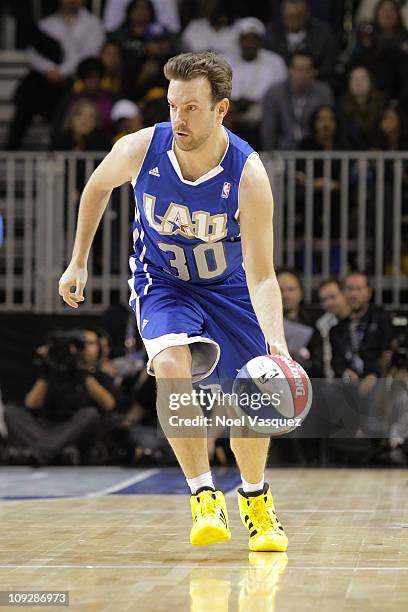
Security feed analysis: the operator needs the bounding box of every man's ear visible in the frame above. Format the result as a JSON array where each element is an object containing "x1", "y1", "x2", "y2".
[{"x1": 218, "y1": 98, "x2": 230, "y2": 120}]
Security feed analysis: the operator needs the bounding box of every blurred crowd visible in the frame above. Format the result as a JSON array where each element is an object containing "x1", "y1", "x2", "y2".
[
  {"x1": 2, "y1": 0, "x2": 408, "y2": 152},
  {"x1": 1, "y1": 0, "x2": 408, "y2": 467},
  {"x1": 1, "y1": 269, "x2": 408, "y2": 467}
]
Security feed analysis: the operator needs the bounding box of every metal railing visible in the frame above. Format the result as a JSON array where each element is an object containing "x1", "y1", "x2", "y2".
[
  {"x1": 0, "y1": 151, "x2": 407, "y2": 313},
  {"x1": 263, "y1": 151, "x2": 408, "y2": 305}
]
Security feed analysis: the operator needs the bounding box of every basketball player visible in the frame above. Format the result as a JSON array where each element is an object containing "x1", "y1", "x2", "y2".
[{"x1": 59, "y1": 52, "x2": 289, "y2": 552}]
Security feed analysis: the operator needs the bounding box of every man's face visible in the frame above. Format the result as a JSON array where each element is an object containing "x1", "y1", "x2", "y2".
[
  {"x1": 344, "y1": 274, "x2": 372, "y2": 312},
  {"x1": 289, "y1": 56, "x2": 314, "y2": 93},
  {"x1": 278, "y1": 272, "x2": 303, "y2": 312},
  {"x1": 283, "y1": 1, "x2": 308, "y2": 33},
  {"x1": 319, "y1": 282, "x2": 347, "y2": 317},
  {"x1": 314, "y1": 107, "x2": 336, "y2": 139},
  {"x1": 240, "y1": 33, "x2": 261, "y2": 61},
  {"x1": 168, "y1": 77, "x2": 227, "y2": 152},
  {"x1": 82, "y1": 330, "x2": 100, "y2": 365}
]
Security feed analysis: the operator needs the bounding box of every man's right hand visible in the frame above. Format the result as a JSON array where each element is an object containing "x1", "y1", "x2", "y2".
[{"x1": 58, "y1": 262, "x2": 88, "y2": 308}]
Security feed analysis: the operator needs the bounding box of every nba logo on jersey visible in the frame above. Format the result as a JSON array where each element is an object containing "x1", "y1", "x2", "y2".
[{"x1": 221, "y1": 182, "x2": 231, "y2": 199}]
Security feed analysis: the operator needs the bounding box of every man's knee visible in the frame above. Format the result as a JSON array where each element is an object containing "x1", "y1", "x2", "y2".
[{"x1": 153, "y1": 345, "x2": 193, "y2": 380}]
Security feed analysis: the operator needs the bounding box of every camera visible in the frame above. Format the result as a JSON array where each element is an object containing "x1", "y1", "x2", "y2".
[{"x1": 43, "y1": 330, "x2": 85, "y2": 375}]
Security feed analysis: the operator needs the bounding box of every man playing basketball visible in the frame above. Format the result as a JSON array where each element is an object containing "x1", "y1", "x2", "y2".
[{"x1": 59, "y1": 52, "x2": 289, "y2": 552}]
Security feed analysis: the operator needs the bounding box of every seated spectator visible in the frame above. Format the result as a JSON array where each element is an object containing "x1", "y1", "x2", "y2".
[
  {"x1": 225, "y1": 17, "x2": 287, "y2": 147},
  {"x1": 11, "y1": 0, "x2": 63, "y2": 62},
  {"x1": 109, "y1": 0, "x2": 157, "y2": 99},
  {"x1": 297, "y1": 105, "x2": 344, "y2": 193},
  {"x1": 139, "y1": 86, "x2": 169, "y2": 125},
  {"x1": 100, "y1": 40, "x2": 124, "y2": 96},
  {"x1": 264, "y1": 0, "x2": 338, "y2": 83},
  {"x1": 373, "y1": 103, "x2": 408, "y2": 271},
  {"x1": 111, "y1": 99, "x2": 144, "y2": 143},
  {"x1": 104, "y1": 0, "x2": 181, "y2": 34},
  {"x1": 348, "y1": 1, "x2": 408, "y2": 100},
  {"x1": 299, "y1": 105, "x2": 345, "y2": 153},
  {"x1": 315, "y1": 278, "x2": 351, "y2": 379},
  {"x1": 56, "y1": 57, "x2": 115, "y2": 136},
  {"x1": 296, "y1": 106, "x2": 344, "y2": 255},
  {"x1": 52, "y1": 99, "x2": 110, "y2": 151},
  {"x1": 374, "y1": 102, "x2": 408, "y2": 151},
  {"x1": 261, "y1": 50, "x2": 333, "y2": 150},
  {"x1": 130, "y1": 23, "x2": 175, "y2": 101},
  {"x1": 276, "y1": 267, "x2": 318, "y2": 375},
  {"x1": 5, "y1": 0, "x2": 105, "y2": 150},
  {"x1": 4, "y1": 329, "x2": 115, "y2": 466},
  {"x1": 356, "y1": 0, "x2": 408, "y2": 29},
  {"x1": 330, "y1": 271, "x2": 394, "y2": 382},
  {"x1": 181, "y1": 0, "x2": 239, "y2": 59},
  {"x1": 341, "y1": 66, "x2": 385, "y2": 149},
  {"x1": 330, "y1": 271, "x2": 395, "y2": 440}
]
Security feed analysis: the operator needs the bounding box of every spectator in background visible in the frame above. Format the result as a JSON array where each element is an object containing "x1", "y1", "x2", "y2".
[
  {"x1": 4, "y1": 329, "x2": 115, "y2": 466},
  {"x1": 297, "y1": 105, "x2": 344, "y2": 191},
  {"x1": 181, "y1": 0, "x2": 239, "y2": 60},
  {"x1": 52, "y1": 99, "x2": 110, "y2": 151},
  {"x1": 374, "y1": 0, "x2": 408, "y2": 45},
  {"x1": 330, "y1": 271, "x2": 395, "y2": 441},
  {"x1": 276, "y1": 267, "x2": 318, "y2": 375},
  {"x1": 349, "y1": 1, "x2": 408, "y2": 100},
  {"x1": 374, "y1": 103, "x2": 408, "y2": 272},
  {"x1": 341, "y1": 66, "x2": 385, "y2": 149},
  {"x1": 139, "y1": 86, "x2": 169, "y2": 125},
  {"x1": 5, "y1": 0, "x2": 105, "y2": 150},
  {"x1": 356, "y1": 0, "x2": 408, "y2": 29},
  {"x1": 296, "y1": 105, "x2": 343, "y2": 260},
  {"x1": 277, "y1": 267, "x2": 315, "y2": 325},
  {"x1": 130, "y1": 24, "x2": 175, "y2": 101},
  {"x1": 264, "y1": 0, "x2": 338, "y2": 83},
  {"x1": 316, "y1": 278, "x2": 351, "y2": 379},
  {"x1": 226, "y1": 17, "x2": 287, "y2": 147},
  {"x1": 109, "y1": 0, "x2": 157, "y2": 99},
  {"x1": 261, "y1": 51, "x2": 333, "y2": 150},
  {"x1": 330, "y1": 271, "x2": 394, "y2": 384},
  {"x1": 100, "y1": 41, "x2": 124, "y2": 96},
  {"x1": 104, "y1": 0, "x2": 181, "y2": 34},
  {"x1": 299, "y1": 105, "x2": 344, "y2": 154},
  {"x1": 375, "y1": 102, "x2": 408, "y2": 151},
  {"x1": 55, "y1": 58, "x2": 115, "y2": 136},
  {"x1": 111, "y1": 99, "x2": 143, "y2": 143}
]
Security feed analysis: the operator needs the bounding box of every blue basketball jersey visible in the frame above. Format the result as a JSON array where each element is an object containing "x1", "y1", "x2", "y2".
[{"x1": 129, "y1": 122, "x2": 255, "y2": 293}]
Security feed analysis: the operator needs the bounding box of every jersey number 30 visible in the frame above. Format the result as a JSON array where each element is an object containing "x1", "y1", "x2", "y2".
[{"x1": 157, "y1": 241, "x2": 227, "y2": 281}]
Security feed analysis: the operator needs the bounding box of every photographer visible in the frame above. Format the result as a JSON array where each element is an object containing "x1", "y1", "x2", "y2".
[{"x1": 5, "y1": 328, "x2": 116, "y2": 466}]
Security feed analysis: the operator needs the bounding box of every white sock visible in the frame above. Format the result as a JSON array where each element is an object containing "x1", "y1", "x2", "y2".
[
  {"x1": 241, "y1": 474, "x2": 264, "y2": 494},
  {"x1": 186, "y1": 471, "x2": 215, "y2": 494}
]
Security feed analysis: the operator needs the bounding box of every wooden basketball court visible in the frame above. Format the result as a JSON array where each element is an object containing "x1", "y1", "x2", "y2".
[{"x1": 1, "y1": 467, "x2": 407, "y2": 610}]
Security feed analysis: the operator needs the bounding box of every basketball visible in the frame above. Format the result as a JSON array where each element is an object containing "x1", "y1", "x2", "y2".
[{"x1": 232, "y1": 355, "x2": 313, "y2": 435}]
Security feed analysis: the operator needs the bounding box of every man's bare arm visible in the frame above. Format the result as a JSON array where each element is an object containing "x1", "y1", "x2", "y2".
[
  {"x1": 238, "y1": 154, "x2": 289, "y2": 356},
  {"x1": 58, "y1": 128, "x2": 153, "y2": 308}
]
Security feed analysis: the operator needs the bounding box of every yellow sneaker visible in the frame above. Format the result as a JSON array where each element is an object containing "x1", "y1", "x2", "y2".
[
  {"x1": 237, "y1": 484, "x2": 288, "y2": 552},
  {"x1": 190, "y1": 488, "x2": 231, "y2": 546}
]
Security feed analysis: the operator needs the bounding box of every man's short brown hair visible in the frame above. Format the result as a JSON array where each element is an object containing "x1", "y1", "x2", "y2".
[{"x1": 164, "y1": 51, "x2": 232, "y2": 106}]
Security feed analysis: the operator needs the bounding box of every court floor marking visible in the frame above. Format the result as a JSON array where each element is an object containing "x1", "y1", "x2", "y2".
[
  {"x1": 81, "y1": 468, "x2": 159, "y2": 497},
  {"x1": 0, "y1": 564, "x2": 407, "y2": 571},
  {"x1": 0, "y1": 468, "x2": 159, "y2": 501}
]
